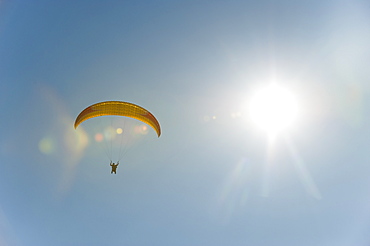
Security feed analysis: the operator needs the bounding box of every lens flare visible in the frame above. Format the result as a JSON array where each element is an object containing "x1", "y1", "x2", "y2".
[
  {"x1": 68, "y1": 126, "x2": 88, "y2": 152},
  {"x1": 38, "y1": 137, "x2": 55, "y2": 155},
  {"x1": 95, "y1": 133, "x2": 103, "y2": 142},
  {"x1": 116, "y1": 128, "x2": 123, "y2": 134},
  {"x1": 134, "y1": 124, "x2": 148, "y2": 135},
  {"x1": 104, "y1": 126, "x2": 116, "y2": 140}
]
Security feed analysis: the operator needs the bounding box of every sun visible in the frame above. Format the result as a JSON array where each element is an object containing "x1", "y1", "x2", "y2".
[{"x1": 249, "y1": 84, "x2": 299, "y2": 137}]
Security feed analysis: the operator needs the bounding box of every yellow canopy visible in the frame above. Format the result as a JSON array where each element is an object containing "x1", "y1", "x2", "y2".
[{"x1": 74, "y1": 101, "x2": 161, "y2": 137}]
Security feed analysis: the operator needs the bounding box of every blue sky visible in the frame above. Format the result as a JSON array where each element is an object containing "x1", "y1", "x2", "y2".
[{"x1": 1, "y1": 0, "x2": 370, "y2": 245}]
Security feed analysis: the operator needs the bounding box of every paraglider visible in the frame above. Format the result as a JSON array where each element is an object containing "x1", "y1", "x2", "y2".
[
  {"x1": 74, "y1": 101, "x2": 161, "y2": 173},
  {"x1": 110, "y1": 161, "x2": 119, "y2": 174}
]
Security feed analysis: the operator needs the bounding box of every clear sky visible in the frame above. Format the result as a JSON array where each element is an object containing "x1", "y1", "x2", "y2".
[{"x1": 1, "y1": 0, "x2": 370, "y2": 245}]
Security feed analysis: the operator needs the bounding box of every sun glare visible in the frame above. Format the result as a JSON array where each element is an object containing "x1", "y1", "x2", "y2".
[{"x1": 249, "y1": 84, "x2": 298, "y2": 137}]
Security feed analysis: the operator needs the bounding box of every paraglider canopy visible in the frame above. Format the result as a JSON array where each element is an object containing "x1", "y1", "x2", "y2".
[{"x1": 74, "y1": 101, "x2": 161, "y2": 137}]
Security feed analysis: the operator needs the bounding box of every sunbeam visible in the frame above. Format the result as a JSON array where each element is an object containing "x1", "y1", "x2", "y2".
[{"x1": 285, "y1": 135, "x2": 322, "y2": 200}]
